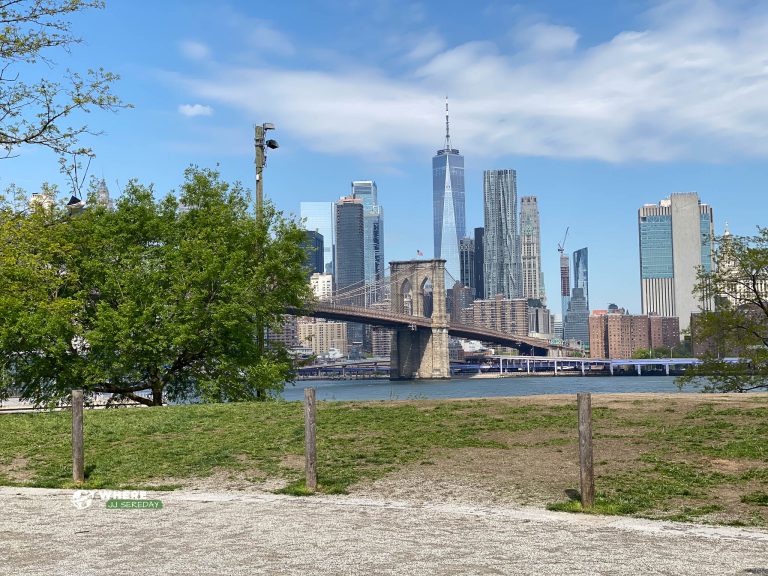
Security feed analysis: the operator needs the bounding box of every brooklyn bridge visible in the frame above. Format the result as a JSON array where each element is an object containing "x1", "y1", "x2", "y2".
[{"x1": 287, "y1": 259, "x2": 578, "y2": 380}]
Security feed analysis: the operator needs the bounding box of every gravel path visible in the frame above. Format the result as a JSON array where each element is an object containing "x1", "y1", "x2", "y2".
[{"x1": 1, "y1": 487, "x2": 767, "y2": 575}]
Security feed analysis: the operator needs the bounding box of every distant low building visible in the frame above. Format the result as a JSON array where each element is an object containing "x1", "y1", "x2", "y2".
[
  {"x1": 589, "y1": 309, "x2": 679, "y2": 359},
  {"x1": 298, "y1": 318, "x2": 348, "y2": 357},
  {"x1": 467, "y1": 295, "x2": 528, "y2": 337}
]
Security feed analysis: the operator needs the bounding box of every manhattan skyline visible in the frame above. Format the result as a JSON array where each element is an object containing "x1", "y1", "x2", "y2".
[{"x1": 2, "y1": 0, "x2": 766, "y2": 315}]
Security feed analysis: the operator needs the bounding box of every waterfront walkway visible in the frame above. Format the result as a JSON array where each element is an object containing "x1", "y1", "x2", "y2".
[{"x1": 2, "y1": 487, "x2": 766, "y2": 575}]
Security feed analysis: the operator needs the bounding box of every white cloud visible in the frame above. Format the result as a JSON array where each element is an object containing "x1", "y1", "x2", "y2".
[
  {"x1": 174, "y1": 1, "x2": 768, "y2": 163},
  {"x1": 517, "y1": 23, "x2": 579, "y2": 54},
  {"x1": 178, "y1": 104, "x2": 213, "y2": 117},
  {"x1": 180, "y1": 40, "x2": 210, "y2": 61}
]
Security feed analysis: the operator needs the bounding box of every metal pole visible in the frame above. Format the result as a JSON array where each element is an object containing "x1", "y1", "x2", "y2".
[{"x1": 254, "y1": 124, "x2": 265, "y2": 223}]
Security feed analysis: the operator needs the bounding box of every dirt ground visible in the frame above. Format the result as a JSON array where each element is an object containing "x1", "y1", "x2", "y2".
[{"x1": 165, "y1": 393, "x2": 768, "y2": 526}]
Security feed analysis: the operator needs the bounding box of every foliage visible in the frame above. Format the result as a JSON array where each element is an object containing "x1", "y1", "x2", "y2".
[
  {"x1": 679, "y1": 228, "x2": 768, "y2": 392},
  {"x1": 631, "y1": 342, "x2": 689, "y2": 360},
  {"x1": 0, "y1": 0, "x2": 127, "y2": 159},
  {"x1": 0, "y1": 167, "x2": 312, "y2": 406}
]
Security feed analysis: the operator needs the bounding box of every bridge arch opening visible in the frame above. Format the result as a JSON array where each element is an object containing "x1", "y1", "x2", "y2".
[
  {"x1": 421, "y1": 277, "x2": 433, "y2": 319},
  {"x1": 400, "y1": 278, "x2": 413, "y2": 315}
]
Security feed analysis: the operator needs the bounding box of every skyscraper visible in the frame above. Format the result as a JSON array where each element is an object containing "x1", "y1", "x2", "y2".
[
  {"x1": 459, "y1": 237, "x2": 474, "y2": 290},
  {"x1": 473, "y1": 227, "x2": 485, "y2": 300},
  {"x1": 300, "y1": 202, "x2": 336, "y2": 275},
  {"x1": 564, "y1": 248, "x2": 589, "y2": 346},
  {"x1": 483, "y1": 169, "x2": 520, "y2": 299},
  {"x1": 334, "y1": 196, "x2": 364, "y2": 302},
  {"x1": 573, "y1": 247, "x2": 589, "y2": 307},
  {"x1": 302, "y1": 230, "x2": 324, "y2": 277},
  {"x1": 432, "y1": 99, "x2": 465, "y2": 282},
  {"x1": 335, "y1": 196, "x2": 365, "y2": 346},
  {"x1": 638, "y1": 193, "x2": 714, "y2": 332},
  {"x1": 520, "y1": 196, "x2": 544, "y2": 302},
  {"x1": 351, "y1": 180, "x2": 384, "y2": 304},
  {"x1": 560, "y1": 252, "x2": 570, "y2": 319}
]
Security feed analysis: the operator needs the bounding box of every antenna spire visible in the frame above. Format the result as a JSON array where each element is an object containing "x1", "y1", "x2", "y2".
[{"x1": 444, "y1": 96, "x2": 451, "y2": 150}]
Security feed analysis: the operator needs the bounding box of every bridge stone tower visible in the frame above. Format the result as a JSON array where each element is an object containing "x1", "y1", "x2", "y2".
[{"x1": 389, "y1": 259, "x2": 450, "y2": 379}]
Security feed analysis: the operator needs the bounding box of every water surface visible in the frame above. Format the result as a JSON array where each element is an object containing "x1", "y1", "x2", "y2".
[{"x1": 280, "y1": 375, "x2": 693, "y2": 402}]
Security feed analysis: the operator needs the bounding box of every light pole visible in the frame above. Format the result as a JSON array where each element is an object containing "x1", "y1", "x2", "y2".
[{"x1": 254, "y1": 122, "x2": 279, "y2": 222}]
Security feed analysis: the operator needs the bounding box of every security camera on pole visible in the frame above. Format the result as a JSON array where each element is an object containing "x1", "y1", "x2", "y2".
[{"x1": 254, "y1": 122, "x2": 279, "y2": 222}]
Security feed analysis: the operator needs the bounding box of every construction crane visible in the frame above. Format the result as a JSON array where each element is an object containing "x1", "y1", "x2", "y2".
[{"x1": 557, "y1": 227, "x2": 569, "y2": 255}]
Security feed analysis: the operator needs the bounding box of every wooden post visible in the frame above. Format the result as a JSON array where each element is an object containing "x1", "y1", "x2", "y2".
[
  {"x1": 577, "y1": 392, "x2": 594, "y2": 508},
  {"x1": 304, "y1": 387, "x2": 317, "y2": 491},
  {"x1": 72, "y1": 389, "x2": 84, "y2": 484}
]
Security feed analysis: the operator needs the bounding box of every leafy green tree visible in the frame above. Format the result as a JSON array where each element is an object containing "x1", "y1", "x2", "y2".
[
  {"x1": 679, "y1": 228, "x2": 768, "y2": 392},
  {"x1": 1, "y1": 0, "x2": 126, "y2": 159},
  {"x1": 0, "y1": 168, "x2": 312, "y2": 406}
]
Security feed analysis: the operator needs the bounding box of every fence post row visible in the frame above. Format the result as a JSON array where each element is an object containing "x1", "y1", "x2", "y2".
[
  {"x1": 304, "y1": 387, "x2": 317, "y2": 492},
  {"x1": 577, "y1": 392, "x2": 595, "y2": 508},
  {"x1": 72, "y1": 389, "x2": 84, "y2": 484}
]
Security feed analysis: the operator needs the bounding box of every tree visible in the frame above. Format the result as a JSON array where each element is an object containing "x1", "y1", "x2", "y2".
[
  {"x1": 678, "y1": 228, "x2": 768, "y2": 392},
  {"x1": 1, "y1": 0, "x2": 126, "y2": 159},
  {"x1": 0, "y1": 168, "x2": 313, "y2": 406}
]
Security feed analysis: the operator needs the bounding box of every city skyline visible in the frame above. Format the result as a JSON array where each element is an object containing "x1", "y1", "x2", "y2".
[{"x1": 3, "y1": 0, "x2": 766, "y2": 315}]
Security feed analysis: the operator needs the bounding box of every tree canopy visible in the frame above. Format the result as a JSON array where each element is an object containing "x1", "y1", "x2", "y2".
[
  {"x1": 1, "y1": 0, "x2": 126, "y2": 159},
  {"x1": 0, "y1": 168, "x2": 312, "y2": 406},
  {"x1": 679, "y1": 227, "x2": 768, "y2": 392}
]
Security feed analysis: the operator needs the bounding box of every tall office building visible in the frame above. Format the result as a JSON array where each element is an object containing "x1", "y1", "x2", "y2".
[
  {"x1": 559, "y1": 252, "x2": 570, "y2": 319},
  {"x1": 638, "y1": 193, "x2": 714, "y2": 332},
  {"x1": 483, "y1": 169, "x2": 520, "y2": 299},
  {"x1": 432, "y1": 100, "x2": 465, "y2": 282},
  {"x1": 334, "y1": 196, "x2": 364, "y2": 301},
  {"x1": 563, "y1": 287, "x2": 589, "y2": 346},
  {"x1": 335, "y1": 196, "x2": 365, "y2": 346},
  {"x1": 300, "y1": 202, "x2": 336, "y2": 275},
  {"x1": 473, "y1": 227, "x2": 484, "y2": 300},
  {"x1": 520, "y1": 196, "x2": 544, "y2": 302},
  {"x1": 351, "y1": 180, "x2": 385, "y2": 292},
  {"x1": 563, "y1": 247, "x2": 590, "y2": 347},
  {"x1": 302, "y1": 231, "x2": 324, "y2": 277},
  {"x1": 573, "y1": 247, "x2": 589, "y2": 307},
  {"x1": 459, "y1": 237, "x2": 475, "y2": 290}
]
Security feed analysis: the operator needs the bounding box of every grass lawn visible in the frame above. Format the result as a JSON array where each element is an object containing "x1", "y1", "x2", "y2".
[{"x1": 1, "y1": 393, "x2": 767, "y2": 526}]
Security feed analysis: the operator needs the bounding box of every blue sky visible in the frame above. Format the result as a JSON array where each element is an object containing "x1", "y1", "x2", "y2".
[{"x1": 4, "y1": 0, "x2": 768, "y2": 316}]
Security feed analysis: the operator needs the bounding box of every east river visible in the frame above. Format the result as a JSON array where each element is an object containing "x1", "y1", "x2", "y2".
[{"x1": 279, "y1": 375, "x2": 694, "y2": 402}]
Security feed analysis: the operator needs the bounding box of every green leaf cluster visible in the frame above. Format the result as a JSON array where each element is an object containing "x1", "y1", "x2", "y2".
[
  {"x1": 1, "y1": 0, "x2": 128, "y2": 159},
  {"x1": 0, "y1": 167, "x2": 312, "y2": 406},
  {"x1": 680, "y1": 227, "x2": 768, "y2": 392}
]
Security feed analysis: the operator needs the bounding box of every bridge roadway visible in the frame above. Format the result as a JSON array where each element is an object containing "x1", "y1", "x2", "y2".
[{"x1": 286, "y1": 302, "x2": 569, "y2": 355}]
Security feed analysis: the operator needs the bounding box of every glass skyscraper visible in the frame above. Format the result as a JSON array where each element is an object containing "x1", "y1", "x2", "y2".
[
  {"x1": 300, "y1": 202, "x2": 336, "y2": 275},
  {"x1": 564, "y1": 247, "x2": 589, "y2": 346},
  {"x1": 335, "y1": 196, "x2": 365, "y2": 346},
  {"x1": 638, "y1": 193, "x2": 714, "y2": 332},
  {"x1": 573, "y1": 247, "x2": 589, "y2": 307},
  {"x1": 483, "y1": 169, "x2": 520, "y2": 299},
  {"x1": 351, "y1": 180, "x2": 384, "y2": 304},
  {"x1": 432, "y1": 101, "x2": 465, "y2": 282}
]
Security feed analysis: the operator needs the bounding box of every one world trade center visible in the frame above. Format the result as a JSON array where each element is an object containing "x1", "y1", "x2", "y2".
[{"x1": 432, "y1": 99, "x2": 465, "y2": 283}]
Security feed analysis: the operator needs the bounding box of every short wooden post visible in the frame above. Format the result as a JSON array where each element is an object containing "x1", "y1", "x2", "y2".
[
  {"x1": 72, "y1": 389, "x2": 84, "y2": 484},
  {"x1": 577, "y1": 392, "x2": 594, "y2": 508},
  {"x1": 304, "y1": 387, "x2": 317, "y2": 491}
]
